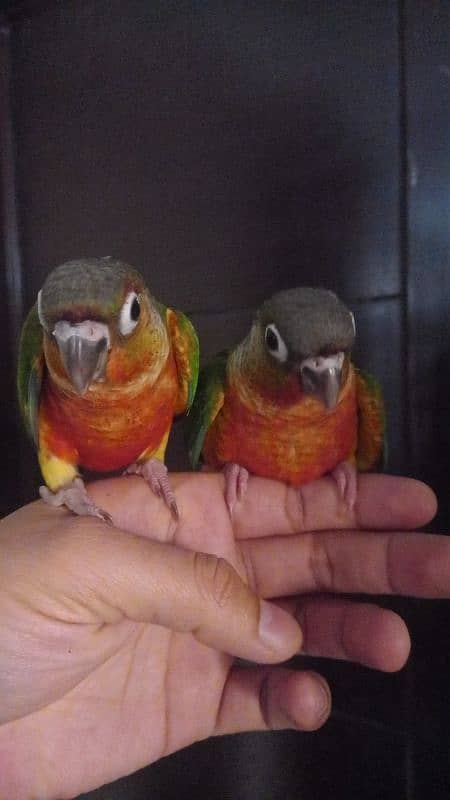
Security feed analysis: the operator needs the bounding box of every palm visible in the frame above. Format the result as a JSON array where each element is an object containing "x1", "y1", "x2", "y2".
[
  {"x1": 0, "y1": 476, "x2": 246, "y2": 794},
  {"x1": 62, "y1": 477, "x2": 242, "y2": 782}
]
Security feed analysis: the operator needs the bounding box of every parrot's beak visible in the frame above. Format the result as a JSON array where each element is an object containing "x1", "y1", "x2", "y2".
[
  {"x1": 299, "y1": 352, "x2": 345, "y2": 410},
  {"x1": 53, "y1": 320, "x2": 111, "y2": 395}
]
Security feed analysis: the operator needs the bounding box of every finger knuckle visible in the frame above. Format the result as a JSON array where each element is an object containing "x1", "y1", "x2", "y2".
[
  {"x1": 284, "y1": 485, "x2": 307, "y2": 533},
  {"x1": 193, "y1": 551, "x2": 238, "y2": 608},
  {"x1": 308, "y1": 536, "x2": 335, "y2": 591}
]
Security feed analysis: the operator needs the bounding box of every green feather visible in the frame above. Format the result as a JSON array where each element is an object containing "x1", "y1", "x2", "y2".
[
  {"x1": 187, "y1": 351, "x2": 227, "y2": 469},
  {"x1": 173, "y1": 310, "x2": 200, "y2": 410},
  {"x1": 158, "y1": 302, "x2": 199, "y2": 414},
  {"x1": 17, "y1": 304, "x2": 44, "y2": 446},
  {"x1": 355, "y1": 368, "x2": 387, "y2": 471}
]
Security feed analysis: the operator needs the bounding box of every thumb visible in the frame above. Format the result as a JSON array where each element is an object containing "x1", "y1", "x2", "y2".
[{"x1": 45, "y1": 519, "x2": 303, "y2": 664}]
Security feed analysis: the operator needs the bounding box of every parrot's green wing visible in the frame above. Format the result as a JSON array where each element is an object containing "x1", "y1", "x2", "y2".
[
  {"x1": 355, "y1": 368, "x2": 386, "y2": 471},
  {"x1": 166, "y1": 307, "x2": 200, "y2": 414},
  {"x1": 187, "y1": 351, "x2": 227, "y2": 470},
  {"x1": 17, "y1": 303, "x2": 44, "y2": 446}
]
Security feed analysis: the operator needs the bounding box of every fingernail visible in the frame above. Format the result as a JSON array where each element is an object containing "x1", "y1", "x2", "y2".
[
  {"x1": 258, "y1": 600, "x2": 301, "y2": 653},
  {"x1": 279, "y1": 674, "x2": 331, "y2": 731},
  {"x1": 301, "y1": 674, "x2": 331, "y2": 731},
  {"x1": 312, "y1": 679, "x2": 331, "y2": 722}
]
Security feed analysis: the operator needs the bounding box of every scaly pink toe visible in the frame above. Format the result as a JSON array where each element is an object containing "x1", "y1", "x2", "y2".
[
  {"x1": 126, "y1": 459, "x2": 179, "y2": 519},
  {"x1": 330, "y1": 461, "x2": 358, "y2": 510},
  {"x1": 40, "y1": 477, "x2": 112, "y2": 522},
  {"x1": 223, "y1": 462, "x2": 250, "y2": 516}
]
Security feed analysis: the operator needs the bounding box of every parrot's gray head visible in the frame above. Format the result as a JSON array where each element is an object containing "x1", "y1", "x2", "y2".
[
  {"x1": 37, "y1": 258, "x2": 146, "y2": 327},
  {"x1": 37, "y1": 257, "x2": 149, "y2": 394},
  {"x1": 256, "y1": 287, "x2": 356, "y2": 409}
]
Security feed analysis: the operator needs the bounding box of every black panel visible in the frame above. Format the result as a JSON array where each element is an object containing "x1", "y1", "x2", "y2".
[
  {"x1": 79, "y1": 723, "x2": 408, "y2": 800},
  {"x1": 11, "y1": 0, "x2": 400, "y2": 315},
  {"x1": 406, "y1": 0, "x2": 450, "y2": 504},
  {"x1": 405, "y1": 3, "x2": 450, "y2": 798},
  {"x1": 353, "y1": 297, "x2": 405, "y2": 474},
  {"x1": 0, "y1": 25, "x2": 25, "y2": 514}
]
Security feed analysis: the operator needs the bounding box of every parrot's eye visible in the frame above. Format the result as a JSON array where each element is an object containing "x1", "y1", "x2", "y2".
[
  {"x1": 264, "y1": 324, "x2": 288, "y2": 363},
  {"x1": 119, "y1": 292, "x2": 141, "y2": 336}
]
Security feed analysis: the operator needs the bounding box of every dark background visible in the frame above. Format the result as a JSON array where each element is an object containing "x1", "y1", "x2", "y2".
[{"x1": 1, "y1": 1, "x2": 449, "y2": 797}]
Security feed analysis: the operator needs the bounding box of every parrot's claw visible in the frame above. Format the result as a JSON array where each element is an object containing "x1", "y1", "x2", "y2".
[
  {"x1": 125, "y1": 459, "x2": 179, "y2": 520},
  {"x1": 223, "y1": 462, "x2": 249, "y2": 517},
  {"x1": 39, "y1": 478, "x2": 113, "y2": 523},
  {"x1": 330, "y1": 461, "x2": 358, "y2": 510}
]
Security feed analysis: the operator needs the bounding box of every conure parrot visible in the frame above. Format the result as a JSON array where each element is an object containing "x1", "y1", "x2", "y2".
[
  {"x1": 18, "y1": 257, "x2": 199, "y2": 520},
  {"x1": 188, "y1": 287, "x2": 384, "y2": 513}
]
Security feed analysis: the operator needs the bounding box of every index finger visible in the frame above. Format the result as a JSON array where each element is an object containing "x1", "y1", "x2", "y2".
[{"x1": 233, "y1": 474, "x2": 437, "y2": 539}]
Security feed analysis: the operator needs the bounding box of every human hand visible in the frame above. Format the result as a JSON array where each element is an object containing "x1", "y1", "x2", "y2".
[{"x1": 0, "y1": 472, "x2": 441, "y2": 798}]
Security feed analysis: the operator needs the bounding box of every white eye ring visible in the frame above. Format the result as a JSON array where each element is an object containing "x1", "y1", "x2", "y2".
[
  {"x1": 350, "y1": 311, "x2": 356, "y2": 336},
  {"x1": 118, "y1": 292, "x2": 141, "y2": 336},
  {"x1": 264, "y1": 323, "x2": 289, "y2": 363}
]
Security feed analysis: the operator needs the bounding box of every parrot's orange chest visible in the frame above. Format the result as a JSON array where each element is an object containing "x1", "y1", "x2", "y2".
[
  {"x1": 39, "y1": 353, "x2": 178, "y2": 472},
  {"x1": 203, "y1": 368, "x2": 358, "y2": 485}
]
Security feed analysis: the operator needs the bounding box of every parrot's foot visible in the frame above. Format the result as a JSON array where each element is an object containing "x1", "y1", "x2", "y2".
[
  {"x1": 125, "y1": 459, "x2": 179, "y2": 520},
  {"x1": 39, "y1": 478, "x2": 112, "y2": 523},
  {"x1": 223, "y1": 462, "x2": 249, "y2": 517},
  {"x1": 330, "y1": 461, "x2": 358, "y2": 510}
]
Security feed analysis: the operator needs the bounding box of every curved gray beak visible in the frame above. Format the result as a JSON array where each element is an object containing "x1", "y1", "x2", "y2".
[
  {"x1": 53, "y1": 320, "x2": 111, "y2": 395},
  {"x1": 299, "y1": 352, "x2": 345, "y2": 410}
]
